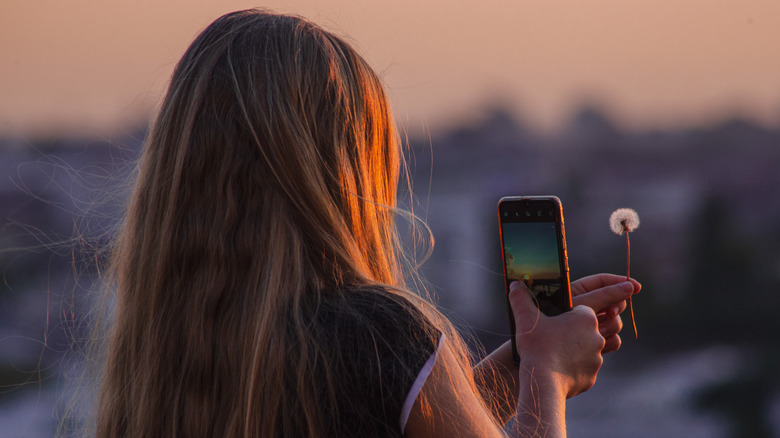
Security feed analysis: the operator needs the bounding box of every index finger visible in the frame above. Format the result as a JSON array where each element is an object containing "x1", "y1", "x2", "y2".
[
  {"x1": 571, "y1": 274, "x2": 641, "y2": 297},
  {"x1": 572, "y1": 281, "x2": 635, "y2": 314}
]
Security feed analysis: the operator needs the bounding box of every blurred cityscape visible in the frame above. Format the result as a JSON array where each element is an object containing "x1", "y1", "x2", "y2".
[{"x1": 1, "y1": 105, "x2": 779, "y2": 436}]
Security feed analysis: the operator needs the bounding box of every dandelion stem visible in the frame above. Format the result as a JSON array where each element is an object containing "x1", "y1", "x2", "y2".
[
  {"x1": 624, "y1": 224, "x2": 637, "y2": 338},
  {"x1": 625, "y1": 230, "x2": 630, "y2": 280}
]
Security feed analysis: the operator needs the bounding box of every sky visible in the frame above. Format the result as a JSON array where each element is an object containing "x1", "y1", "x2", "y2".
[{"x1": 2, "y1": 0, "x2": 780, "y2": 137}]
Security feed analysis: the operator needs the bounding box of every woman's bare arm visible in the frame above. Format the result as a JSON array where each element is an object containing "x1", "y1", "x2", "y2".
[{"x1": 405, "y1": 341, "x2": 506, "y2": 438}]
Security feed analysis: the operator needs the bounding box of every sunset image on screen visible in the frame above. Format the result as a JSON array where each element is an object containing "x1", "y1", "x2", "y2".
[{"x1": 502, "y1": 222, "x2": 562, "y2": 299}]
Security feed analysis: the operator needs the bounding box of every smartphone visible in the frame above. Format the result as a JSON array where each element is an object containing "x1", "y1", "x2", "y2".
[{"x1": 498, "y1": 196, "x2": 572, "y2": 363}]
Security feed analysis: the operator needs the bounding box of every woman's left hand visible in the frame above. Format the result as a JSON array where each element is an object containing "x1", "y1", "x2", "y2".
[{"x1": 570, "y1": 274, "x2": 641, "y2": 354}]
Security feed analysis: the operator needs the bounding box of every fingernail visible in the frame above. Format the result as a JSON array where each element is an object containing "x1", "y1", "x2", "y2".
[{"x1": 621, "y1": 281, "x2": 634, "y2": 295}]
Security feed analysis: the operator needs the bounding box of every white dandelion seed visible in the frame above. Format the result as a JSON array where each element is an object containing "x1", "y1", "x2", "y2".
[{"x1": 609, "y1": 208, "x2": 640, "y2": 235}]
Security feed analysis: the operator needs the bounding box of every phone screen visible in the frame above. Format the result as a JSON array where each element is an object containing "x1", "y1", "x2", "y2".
[{"x1": 500, "y1": 220, "x2": 569, "y2": 316}]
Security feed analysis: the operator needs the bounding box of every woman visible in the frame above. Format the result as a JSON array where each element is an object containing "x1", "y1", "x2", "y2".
[{"x1": 96, "y1": 9, "x2": 639, "y2": 437}]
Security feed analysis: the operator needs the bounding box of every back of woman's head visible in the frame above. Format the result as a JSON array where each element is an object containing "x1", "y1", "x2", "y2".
[
  {"x1": 97, "y1": 10, "x2": 409, "y2": 437},
  {"x1": 139, "y1": 9, "x2": 401, "y2": 290}
]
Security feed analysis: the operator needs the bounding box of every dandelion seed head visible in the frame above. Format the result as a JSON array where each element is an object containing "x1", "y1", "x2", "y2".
[{"x1": 609, "y1": 208, "x2": 640, "y2": 235}]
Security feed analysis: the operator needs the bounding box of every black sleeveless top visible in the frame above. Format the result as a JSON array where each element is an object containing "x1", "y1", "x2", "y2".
[{"x1": 303, "y1": 290, "x2": 440, "y2": 437}]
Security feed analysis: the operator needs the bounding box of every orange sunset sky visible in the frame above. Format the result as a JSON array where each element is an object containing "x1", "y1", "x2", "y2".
[{"x1": 2, "y1": 0, "x2": 780, "y2": 137}]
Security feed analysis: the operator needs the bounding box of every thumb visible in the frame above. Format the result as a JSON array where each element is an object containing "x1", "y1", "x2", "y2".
[{"x1": 508, "y1": 281, "x2": 540, "y2": 322}]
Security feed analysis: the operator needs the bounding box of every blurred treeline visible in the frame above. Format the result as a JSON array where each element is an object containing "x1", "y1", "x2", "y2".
[
  {"x1": 0, "y1": 133, "x2": 141, "y2": 432},
  {"x1": 1, "y1": 105, "x2": 779, "y2": 435}
]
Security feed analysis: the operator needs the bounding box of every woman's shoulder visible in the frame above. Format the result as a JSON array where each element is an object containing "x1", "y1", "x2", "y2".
[
  {"x1": 321, "y1": 286, "x2": 439, "y2": 340},
  {"x1": 307, "y1": 286, "x2": 442, "y2": 436},
  {"x1": 310, "y1": 286, "x2": 440, "y2": 370}
]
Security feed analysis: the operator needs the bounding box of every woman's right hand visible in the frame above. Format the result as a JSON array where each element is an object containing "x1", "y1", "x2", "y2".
[{"x1": 508, "y1": 280, "x2": 606, "y2": 399}]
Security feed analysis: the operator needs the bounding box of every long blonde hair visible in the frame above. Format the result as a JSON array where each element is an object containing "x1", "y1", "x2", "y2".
[{"x1": 96, "y1": 9, "x2": 493, "y2": 437}]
